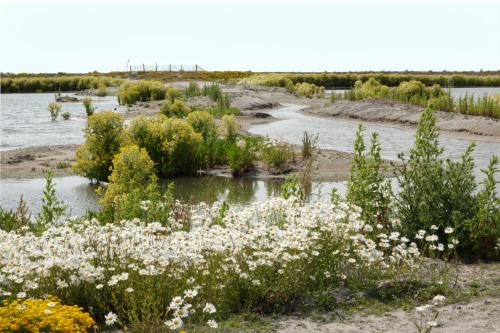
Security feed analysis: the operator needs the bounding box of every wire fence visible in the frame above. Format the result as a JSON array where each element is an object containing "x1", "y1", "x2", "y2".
[{"x1": 129, "y1": 64, "x2": 206, "y2": 73}]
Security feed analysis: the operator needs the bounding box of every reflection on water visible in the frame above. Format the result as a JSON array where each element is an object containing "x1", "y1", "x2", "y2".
[
  {"x1": 0, "y1": 93, "x2": 124, "y2": 151},
  {"x1": 0, "y1": 175, "x2": 347, "y2": 216}
]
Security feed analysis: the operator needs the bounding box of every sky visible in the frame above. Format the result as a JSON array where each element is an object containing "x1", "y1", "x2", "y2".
[{"x1": 0, "y1": 0, "x2": 499, "y2": 73}]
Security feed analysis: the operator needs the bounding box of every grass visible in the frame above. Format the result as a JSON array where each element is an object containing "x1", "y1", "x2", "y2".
[
  {"x1": 238, "y1": 72, "x2": 500, "y2": 88},
  {"x1": 1, "y1": 75, "x2": 123, "y2": 93}
]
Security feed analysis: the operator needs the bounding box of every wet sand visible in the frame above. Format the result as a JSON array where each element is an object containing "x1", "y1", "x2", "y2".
[{"x1": 304, "y1": 99, "x2": 500, "y2": 141}]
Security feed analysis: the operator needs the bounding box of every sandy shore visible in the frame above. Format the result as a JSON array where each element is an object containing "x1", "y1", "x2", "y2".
[
  {"x1": 304, "y1": 99, "x2": 500, "y2": 142},
  {"x1": 0, "y1": 145, "x2": 77, "y2": 179},
  {"x1": 277, "y1": 262, "x2": 500, "y2": 333}
]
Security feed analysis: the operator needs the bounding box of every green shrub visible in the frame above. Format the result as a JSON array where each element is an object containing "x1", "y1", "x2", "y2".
[
  {"x1": 47, "y1": 102, "x2": 61, "y2": 121},
  {"x1": 294, "y1": 82, "x2": 324, "y2": 98},
  {"x1": 126, "y1": 115, "x2": 203, "y2": 177},
  {"x1": 35, "y1": 170, "x2": 67, "y2": 229},
  {"x1": 62, "y1": 112, "x2": 70, "y2": 120},
  {"x1": 216, "y1": 93, "x2": 232, "y2": 109},
  {"x1": 73, "y1": 110, "x2": 124, "y2": 182},
  {"x1": 186, "y1": 110, "x2": 217, "y2": 139},
  {"x1": 165, "y1": 86, "x2": 181, "y2": 103},
  {"x1": 261, "y1": 139, "x2": 294, "y2": 172},
  {"x1": 201, "y1": 83, "x2": 223, "y2": 101},
  {"x1": 394, "y1": 108, "x2": 499, "y2": 259},
  {"x1": 346, "y1": 125, "x2": 391, "y2": 225},
  {"x1": 117, "y1": 80, "x2": 166, "y2": 105},
  {"x1": 96, "y1": 80, "x2": 107, "y2": 96},
  {"x1": 185, "y1": 81, "x2": 200, "y2": 97},
  {"x1": 301, "y1": 131, "x2": 318, "y2": 159},
  {"x1": 285, "y1": 79, "x2": 295, "y2": 94},
  {"x1": 227, "y1": 139, "x2": 255, "y2": 176},
  {"x1": 221, "y1": 114, "x2": 240, "y2": 141},
  {"x1": 160, "y1": 99, "x2": 191, "y2": 118},
  {"x1": 82, "y1": 97, "x2": 94, "y2": 116}
]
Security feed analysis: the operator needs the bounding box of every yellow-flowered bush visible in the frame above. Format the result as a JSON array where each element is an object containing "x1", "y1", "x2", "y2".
[{"x1": 0, "y1": 297, "x2": 95, "y2": 333}]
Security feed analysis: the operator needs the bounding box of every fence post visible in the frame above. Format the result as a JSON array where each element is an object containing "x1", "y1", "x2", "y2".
[
  {"x1": 143, "y1": 63, "x2": 145, "y2": 72},
  {"x1": 169, "y1": 64, "x2": 172, "y2": 72},
  {"x1": 195, "y1": 64, "x2": 198, "y2": 73},
  {"x1": 155, "y1": 63, "x2": 158, "y2": 72},
  {"x1": 129, "y1": 66, "x2": 132, "y2": 74}
]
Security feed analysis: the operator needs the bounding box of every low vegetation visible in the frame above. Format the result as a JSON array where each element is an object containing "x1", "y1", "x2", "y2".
[
  {"x1": 239, "y1": 72, "x2": 500, "y2": 88},
  {"x1": 346, "y1": 78, "x2": 500, "y2": 118},
  {"x1": 47, "y1": 102, "x2": 61, "y2": 121},
  {"x1": 117, "y1": 80, "x2": 167, "y2": 105},
  {"x1": 1, "y1": 75, "x2": 122, "y2": 93}
]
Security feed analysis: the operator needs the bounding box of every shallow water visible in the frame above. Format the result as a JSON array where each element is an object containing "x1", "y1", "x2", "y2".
[
  {"x1": 0, "y1": 175, "x2": 346, "y2": 215},
  {"x1": 0, "y1": 93, "x2": 123, "y2": 151},
  {"x1": 1, "y1": 89, "x2": 499, "y2": 215},
  {"x1": 248, "y1": 104, "x2": 500, "y2": 174}
]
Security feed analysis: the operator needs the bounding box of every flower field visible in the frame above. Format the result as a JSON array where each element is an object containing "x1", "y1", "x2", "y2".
[{"x1": 0, "y1": 197, "x2": 448, "y2": 331}]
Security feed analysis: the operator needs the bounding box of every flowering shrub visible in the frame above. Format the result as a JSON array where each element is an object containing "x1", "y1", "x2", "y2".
[
  {"x1": 126, "y1": 115, "x2": 203, "y2": 177},
  {"x1": 0, "y1": 198, "x2": 422, "y2": 329},
  {"x1": 0, "y1": 297, "x2": 95, "y2": 333},
  {"x1": 73, "y1": 110, "x2": 124, "y2": 182}
]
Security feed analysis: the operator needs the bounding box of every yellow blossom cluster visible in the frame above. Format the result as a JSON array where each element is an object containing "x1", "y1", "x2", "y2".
[{"x1": 0, "y1": 297, "x2": 95, "y2": 333}]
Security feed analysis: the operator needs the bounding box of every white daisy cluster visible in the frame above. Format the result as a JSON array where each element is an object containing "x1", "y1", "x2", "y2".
[{"x1": 0, "y1": 198, "x2": 422, "y2": 326}]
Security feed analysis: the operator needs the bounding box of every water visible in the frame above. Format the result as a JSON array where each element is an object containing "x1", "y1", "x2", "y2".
[
  {"x1": 0, "y1": 93, "x2": 123, "y2": 151},
  {"x1": 1, "y1": 89, "x2": 499, "y2": 215},
  {"x1": 248, "y1": 104, "x2": 499, "y2": 173},
  {"x1": 447, "y1": 87, "x2": 500, "y2": 99},
  {"x1": 0, "y1": 175, "x2": 346, "y2": 215}
]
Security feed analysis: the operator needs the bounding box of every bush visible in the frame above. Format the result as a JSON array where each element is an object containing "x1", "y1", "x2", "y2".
[
  {"x1": 394, "y1": 108, "x2": 499, "y2": 259},
  {"x1": 62, "y1": 111, "x2": 70, "y2": 120},
  {"x1": 301, "y1": 131, "x2": 318, "y2": 159},
  {"x1": 99, "y1": 145, "x2": 167, "y2": 223},
  {"x1": 73, "y1": 111, "x2": 124, "y2": 182},
  {"x1": 126, "y1": 115, "x2": 203, "y2": 177},
  {"x1": 346, "y1": 125, "x2": 391, "y2": 225},
  {"x1": 227, "y1": 137, "x2": 260, "y2": 176},
  {"x1": 47, "y1": 102, "x2": 61, "y2": 121},
  {"x1": 82, "y1": 97, "x2": 94, "y2": 117},
  {"x1": 0, "y1": 297, "x2": 95, "y2": 332},
  {"x1": 294, "y1": 82, "x2": 324, "y2": 98},
  {"x1": 186, "y1": 110, "x2": 217, "y2": 139},
  {"x1": 201, "y1": 83, "x2": 223, "y2": 101},
  {"x1": 117, "y1": 80, "x2": 166, "y2": 105},
  {"x1": 185, "y1": 81, "x2": 200, "y2": 97},
  {"x1": 221, "y1": 114, "x2": 240, "y2": 141},
  {"x1": 165, "y1": 86, "x2": 181, "y2": 103},
  {"x1": 160, "y1": 99, "x2": 191, "y2": 118},
  {"x1": 261, "y1": 139, "x2": 294, "y2": 172}
]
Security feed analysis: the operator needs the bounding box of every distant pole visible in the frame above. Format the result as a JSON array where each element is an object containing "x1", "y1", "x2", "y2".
[
  {"x1": 169, "y1": 64, "x2": 172, "y2": 72},
  {"x1": 155, "y1": 63, "x2": 158, "y2": 72},
  {"x1": 195, "y1": 64, "x2": 198, "y2": 73},
  {"x1": 143, "y1": 63, "x2": 145, "y2": 72},
  {"x1": 129, "y1": 66, "x2": 131, "y2": 74}
]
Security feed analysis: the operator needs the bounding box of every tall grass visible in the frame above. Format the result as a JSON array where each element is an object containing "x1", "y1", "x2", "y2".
[
  {"x1": 1, "y1": 76, "x2": 123, "y2": 93},
  {"x1": 239, "y1": 72, "x2": 500, "y2": 89}
]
